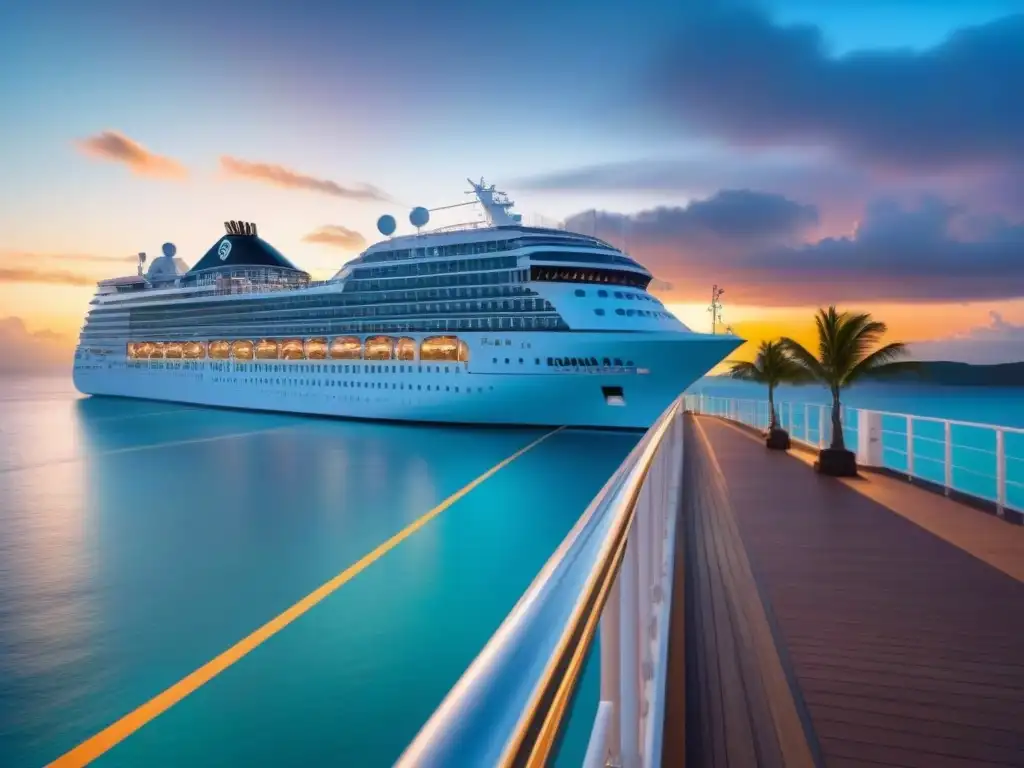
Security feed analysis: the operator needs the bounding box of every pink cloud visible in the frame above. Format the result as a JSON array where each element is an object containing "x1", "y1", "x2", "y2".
[{"x1": 76, "y1": 131, "x2": 188, "y2": 179}]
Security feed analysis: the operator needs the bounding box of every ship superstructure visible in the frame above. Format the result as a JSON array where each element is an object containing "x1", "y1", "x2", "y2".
[{"x1": 73, "y1": 179, "x2": 741, "y2": 428}]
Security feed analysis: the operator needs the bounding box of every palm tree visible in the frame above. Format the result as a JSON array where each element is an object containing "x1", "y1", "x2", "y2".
[
  {"x1": 780, "y1": 307, "x2": 907, "y2": 453},
  {"x1": 726, "y1": 340, "x2": 808, "y2": 436}
]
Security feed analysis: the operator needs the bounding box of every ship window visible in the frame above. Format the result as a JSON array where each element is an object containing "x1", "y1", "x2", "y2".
[
  {"x1": 396, "y1": 337, "x2": 416, "y2": 361},
  {"x1": 421, "y1": 335, "x2": 461, "y2": 362},
  {"x1": 598, "y1": 290, "x2": 608, "y2": 298},
  {"x1": 281, "y1": 339, "x2": 304, "y2": 360},
  {"x1": 615, "y1": 308, "x2": 625, "y2": 316},
  {"x1": 183, "y1": 342, "x2": 206, "y2": 359},
  {"x1": 256, "y1": 339, "x2": 279, "y2": 359},
  {"x1": 365, "y1": 335, "x2": 395, "y2": 360},
  {"x1": 305, "y1": 338, "x2": 328, "y2": 360},
  {"x1": 330, "y1": 336, "x2": 362, "y2": 360},
  {"x1": 210, "y1": 340, "x2": 231, "y2": 360},
  {"x1": 594, "y1": 308, "x2": 605, "y2": 316},
  {"x1": 574, "y1": 289, "x2": 585, "y2": 297}
]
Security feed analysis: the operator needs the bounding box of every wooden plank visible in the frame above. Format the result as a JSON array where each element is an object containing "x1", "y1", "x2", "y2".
[{"x1": 689, "y1": 416, "x2": 1024, "y2": 768}]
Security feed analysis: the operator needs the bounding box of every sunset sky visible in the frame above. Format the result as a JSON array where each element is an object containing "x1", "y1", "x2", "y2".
[{"x1": 2, "y1": 0, "x2": 1023, "y2": 372}]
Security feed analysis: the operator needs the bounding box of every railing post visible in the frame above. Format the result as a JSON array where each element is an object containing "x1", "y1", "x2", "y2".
[
  {"x1": 996, "y1": 429, "x2": 1006, "y2": 518},
  {"x1": 944, "y1": 421, "x2": 952, "y2": 495},
  {"x1": 857, "y1": 410, "x2": 882, "y2": 466},
  {"x1": 818, "y1": 404, "x2": 827, "y2": 448},
  {"x1": 600, "y1": 582, "x2": 622, "y2": 760},
  {"x1": 619, "y1": 530, "x2": 641, "y2": 768},
  {"x1": 906, "y1": 417, "x2": 915, "y2": 479}
]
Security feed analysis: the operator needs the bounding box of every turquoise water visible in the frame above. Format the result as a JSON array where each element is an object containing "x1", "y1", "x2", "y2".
[
  {"x1": 0, "y1": 375, "x2": 638, "y2": 767},
  {"x1": 692, "y1": 377, "x2": 1024, "y2": 511}
]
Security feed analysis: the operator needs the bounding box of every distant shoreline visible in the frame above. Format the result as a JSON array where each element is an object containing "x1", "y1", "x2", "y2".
[{"x1": 712, "y1": 360, "x2": 1024, "y2": 388}]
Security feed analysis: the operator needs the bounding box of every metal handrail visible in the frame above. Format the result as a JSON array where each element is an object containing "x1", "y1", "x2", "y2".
[
  {"x1": 688, "y1": 393, "x2": 1023, "y2": 516},
  {"x1": 397, "y1": 398, "x2": 682, "y2": 767}
]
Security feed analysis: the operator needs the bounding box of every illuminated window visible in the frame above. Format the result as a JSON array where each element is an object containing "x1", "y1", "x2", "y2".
[
  {"x1": 396, "y1": 337, "x2": 416, "y2": 361},
  {"x1": 183, "y1": 341, "x2": 206, "y2": 359},
  {"x1": 209, "y1": 340, "x2": 231, "y2": 360},
  {"x1": 421, "y1": 336, "x2": 460, "y2": 362},
  {"x1": 256, "y1": 339, "x2": 279, "y2": 359},
  {"x1": 365, "y1": 335, "x2": 395, "y2": 360},
  {"x1": 164, "y1": 342, "x2": 184, "y2": 359},
  {"x1": 330, "y1": 336, "x2": 362, "y2": 360},
  {"x1": 231, "y1": 340, "x2": 255, "y2": 360},
  {"x1": 150, "y1": 342, "x2": 166, "y2": 359},
  {"x1": 280, "y1": 339, "x2": 304, "y2": 360},
  {"x1": 305, "y1": 338, "x2": 328, "y2": 360}
]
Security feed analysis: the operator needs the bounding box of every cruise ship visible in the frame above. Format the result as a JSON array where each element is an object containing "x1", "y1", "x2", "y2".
[{"x1": 73, "y1": 179, "x2": 742, "y2": 428}]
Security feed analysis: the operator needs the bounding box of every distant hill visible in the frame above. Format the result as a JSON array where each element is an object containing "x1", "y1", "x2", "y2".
[{"x1": 866, "y1": 361, "x2": 1024, "y2": 387}]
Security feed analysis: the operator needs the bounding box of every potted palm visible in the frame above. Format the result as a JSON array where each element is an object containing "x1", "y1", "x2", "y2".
[
  {"x1": 726, "y1": 340, "x2": 808, "y2": 450},
  {"x1": 780, "y1": 307, "x2": 906, "y2": 476}
]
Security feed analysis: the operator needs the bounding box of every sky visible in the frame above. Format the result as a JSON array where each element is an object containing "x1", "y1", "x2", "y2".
[{"x1": 1, "y1": 0, "x2": 1023, "y2": 370}]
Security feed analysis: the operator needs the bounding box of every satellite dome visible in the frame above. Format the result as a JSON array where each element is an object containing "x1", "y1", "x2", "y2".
[
  {"x1": 162, "y1": 242, "x2": 177, "y2": 258},
  {"x1": 409, "y1": 206, "x2": 430, "y2": 228},
  {"x1": 377, "y1": 214, "x2": 397, "y2": 236}
]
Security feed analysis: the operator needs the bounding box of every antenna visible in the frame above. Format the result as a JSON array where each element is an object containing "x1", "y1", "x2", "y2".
[
  {"x1": 137, "y1": 252, "x2": 146, "y2": 277},
  {"x1": 708, "y1": 285, "x2": 725, "y2": 335}
]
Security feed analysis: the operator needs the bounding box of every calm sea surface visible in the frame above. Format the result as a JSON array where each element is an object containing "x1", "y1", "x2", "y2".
[{"x1": 0, "y1": 375, "x2": 639, "y2": 767}]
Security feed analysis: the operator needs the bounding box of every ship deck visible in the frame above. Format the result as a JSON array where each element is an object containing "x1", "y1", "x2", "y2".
[{"x1": 664, "y1": 414, "x2": 1024, "y2": 767}]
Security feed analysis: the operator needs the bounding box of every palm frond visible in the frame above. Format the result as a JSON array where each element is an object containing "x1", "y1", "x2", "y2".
[
  {"x1": 779, "y1": 337, "x2": 828, "y2": 381},
  {"x1": 845, "y1": 342, "x2": 909, "y2": 385},
  {"x1": 726, "y1": 359, "x2": 765, "y2": 382}
]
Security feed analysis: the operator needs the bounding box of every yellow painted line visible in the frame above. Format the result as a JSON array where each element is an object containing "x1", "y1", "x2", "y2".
[{"x1": 48, "y1": 427, "x2": 564, "y2": 768}]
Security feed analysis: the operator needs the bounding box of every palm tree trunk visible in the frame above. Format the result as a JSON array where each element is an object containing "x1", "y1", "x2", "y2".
[
  {"x1": 768, "y1": 384, "x2": 777, "y2": 430},
  {"x1": 830, "y1": 387, "x2": 845, "y2": 451}
]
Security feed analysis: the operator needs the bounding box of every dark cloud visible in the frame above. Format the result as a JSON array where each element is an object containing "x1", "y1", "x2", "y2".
[
  {"x1": 76, "y1": 131, "x2": 188, "y2": 179},
  {"x1": 649, "y1": 7, "x2": 1024, "y2": 172},
  {"x1": 302, "y1": 225, "x2": 367, "y2": 251},
  {"x1": 220, "y1": 157, "x2": 390, "y2": 202},
  {"x1": 573, "y1": 193, "x2": 1024, "y2": 305},
  {"x1": 566, "y1": 188, "x2": 819, "y2": 251},
  {"x1": 0, "y1": 317, "x2": 72, "y2": 374}
]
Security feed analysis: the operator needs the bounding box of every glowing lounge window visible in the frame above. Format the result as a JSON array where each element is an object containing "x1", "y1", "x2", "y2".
[
  {"x1": 136, "y1": 342, "x2": 155, "y2": 358},
  {"x1": 421, "y1": 335, "x2": 466, "y2": 362},
  {"x1": 365, "y1": 335, "x2": 395, "y2": 360},
  {"x1": 396, "y1": 337, "x2": 416, "y2": 361},
  {"x1": 126, "y1": 342, "x2": 139, "y2": 359},
  {"x1": 209, "y1": 340, "x2": 231, "y2": 360},
  {"x1": 330, "y1": 336, "x2": 362, "y2": 360},
  {"x1": 165, "y1": 342, "x2": 184, "y2": 359},
  {"x1": 305, "y1": 337, "x2": 328, "y2": 360},
  {"x1": 183, "y1": 341, "x2": 206, "y2": 359},
  {"x1": 231, "y1": 340, "x2": 255, "y2": 360},
  {"x1": 281, "y1": 339, "x2": 304, "y2": 360},
  {"x1": 256, "y1": 339, "x2": 279, "y2": 359},
  {"x1": 150, "y1": 342, "x2": 166, "y2": 359}
]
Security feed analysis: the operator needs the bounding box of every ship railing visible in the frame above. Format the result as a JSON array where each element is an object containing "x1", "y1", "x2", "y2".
[
  {"x1": 685, "y1": 393, "x2": 1024, "y2": 519},
  {"x1": 398, "y1": 398, "x2": 685, "y2": 768}
]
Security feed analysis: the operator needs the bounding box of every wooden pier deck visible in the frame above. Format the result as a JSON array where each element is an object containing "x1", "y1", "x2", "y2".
[{"x1": 663, "y1": 414, "x2": 1024, "y2": 768}]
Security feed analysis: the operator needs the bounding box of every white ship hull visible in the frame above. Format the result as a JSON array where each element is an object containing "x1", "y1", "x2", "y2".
[{"x1": 73, "y1": 331, "x2": 740, "y2": 429}]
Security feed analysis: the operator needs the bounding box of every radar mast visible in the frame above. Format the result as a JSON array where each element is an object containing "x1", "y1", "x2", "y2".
[{"x1": 467, "y1": 178, "x2": 518, "y2": 227}]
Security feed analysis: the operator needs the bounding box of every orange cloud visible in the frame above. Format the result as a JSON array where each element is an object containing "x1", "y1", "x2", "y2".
[
  {"x1": 0, "y1": 267, "x2": 98, "y2": 287},
  {"x1": 220, "y1": 156, "x2": 389, "y2": 201},
  {"x1": 302, "y1": 225, "x2": 367, "y2": 251},
  {"x1": 76, "y1": 131, "x2": 188, "y2": 179},
  {"x1": 0, "y1": 316, "x2": 73, "y2": 374}
]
